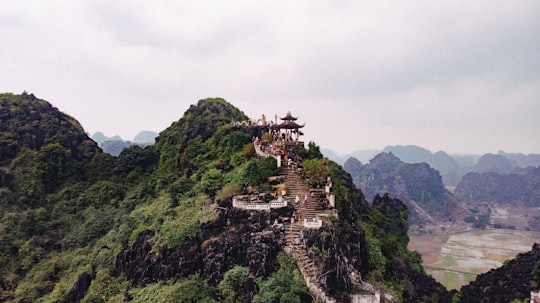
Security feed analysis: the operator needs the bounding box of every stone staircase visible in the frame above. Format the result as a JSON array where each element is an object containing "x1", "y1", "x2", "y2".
[
  {"x1": 281, "y1": 167, "x2": 389, "y2": 303},
  {"x1": 282, "y1": 167, "x2": 337, "y2": 303},
  {"x1": 283, "y1": 168, "x2": 326, "y2": 221},
  {"x1": 252, "y1": 143, "x2": 386, "y2": 302}
]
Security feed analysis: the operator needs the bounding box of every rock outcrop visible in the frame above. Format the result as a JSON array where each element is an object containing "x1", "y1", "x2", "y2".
[
  {"x1": 455, "y1": 167, "x2": 540, "y2": 207},
  {"x1": 459, "y1": 243, "x2": 540, "y2": 303},
  {"x1": 114, "y1": 199, "x2": 288, "y2": 298},
  {"x1": 344, "y1": 152, "x2": 469, "y2": 227}
]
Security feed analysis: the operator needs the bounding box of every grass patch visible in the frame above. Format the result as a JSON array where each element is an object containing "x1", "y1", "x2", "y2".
[
  {"x1": 464, "y1": 273, "x2": 476, "y2": 285},
  {"x1": 443, "y1": 271, "x2": 459, "y2": 290},
  {"x1": 440, "y1": 255, "x2": 457, "y2": 267},
  {"x1": 129, "y1": 277, "x2": 216, "y2": 303},
  {"x1": 470, "y1": 267, "x2": 484, "y2": 274}
]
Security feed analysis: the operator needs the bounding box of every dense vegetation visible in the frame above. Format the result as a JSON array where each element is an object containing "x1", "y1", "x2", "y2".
[{"x1": 1, "y1": 92, "x2": 530, "y2": 302}]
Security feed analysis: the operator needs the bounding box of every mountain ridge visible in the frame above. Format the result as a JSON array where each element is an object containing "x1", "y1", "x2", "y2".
[
  {"x1": 0, "y1": 92, "x2": 537, "y2": 302},
  {"x1": 326, "y1": 145, "x2": 540, "y2": 187},
  {"x1": 344, "y1": 152, "x2": 469, "y2": 227}
]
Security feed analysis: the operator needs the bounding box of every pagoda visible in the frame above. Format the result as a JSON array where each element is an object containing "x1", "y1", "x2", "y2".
[{"x1": 271, "y1": 111, "x2": 305, "y2": 143}]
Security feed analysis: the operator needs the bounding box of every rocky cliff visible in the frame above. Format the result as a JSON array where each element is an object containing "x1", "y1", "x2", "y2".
[
  {"x1": 344, "y1": 152, "x2": 469, "y2": 227},
  {"x1": 114, "y1": 200, "x2": 288, "y2": 300},
  {"x1": 455, "y1": 167, "x2": 540, "y2": 207}
]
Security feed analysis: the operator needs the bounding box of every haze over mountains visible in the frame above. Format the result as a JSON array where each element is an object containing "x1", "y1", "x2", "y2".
[
  {"x1": 341, "y1": 144, "x2": 540, "y2": 232},
  {"x1": 91, "y1": 131, "x2": 158, "y2": 156},
  {"x1": 327, "y1": 145, "x2": 540, "y2": 186}
]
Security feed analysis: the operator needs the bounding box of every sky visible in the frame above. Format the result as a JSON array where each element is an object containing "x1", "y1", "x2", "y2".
[{"x1": 1, "y1": 1, "x2": 539, "y2": 155}]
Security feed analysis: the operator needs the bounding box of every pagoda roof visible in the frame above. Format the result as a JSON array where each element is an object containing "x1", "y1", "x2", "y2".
[
  {"x1": 271, "y1": 121, "x2": 305, "y2": 129},
  {"x1": 280, "y1": 111, "x2": 298, "y2": 121}
]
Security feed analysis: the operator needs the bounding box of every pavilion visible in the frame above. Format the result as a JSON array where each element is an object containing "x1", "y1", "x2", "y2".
[{"x1": 271, "y1": 111, "x2": 305, "y2": 143}]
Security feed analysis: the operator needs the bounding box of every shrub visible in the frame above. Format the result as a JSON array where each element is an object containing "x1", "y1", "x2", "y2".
[
  {"x1": 218, "y1": 266, "x2": 249, "y2": 303},
  {"x1": 252, "y1": 253, "x2": 308, "y2": 303},
  {"x1": 242, "y1": 143, "x2": 256, "y2": 157},
  {"x1": 216, "y1": 183, "x2": 241, "y2": 201},
  {"x1": 129, "y1": 276, "x2": 216, "y2": 303},
  {"x1": 63, "y1": 206, "x2": 117, "y2": 248},
  {"x1": 302, "y1": 157, "x2": 329, "y2": 187},
  {"x1": 242, "y1": 157, "x2": 279, "y2": 187}
]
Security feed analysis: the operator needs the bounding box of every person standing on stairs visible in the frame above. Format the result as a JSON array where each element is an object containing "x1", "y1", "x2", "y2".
[{"x1": 303, "y1": 193, "x2": 308, "y2": 205}]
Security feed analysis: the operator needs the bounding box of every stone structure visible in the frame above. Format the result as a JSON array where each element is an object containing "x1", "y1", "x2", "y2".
[
  {"x1": 232, "y1": 196, "x2": 288, "y2": 211},
  {"x1": 351, "y1": 293, "x2": 381, "y2": 303},
  {"x1": 271, "y1": 111, "x2": 305, "y2": 143},
  {"x1": 303, "y1": 217, "x2": 323, "y2": 229}
]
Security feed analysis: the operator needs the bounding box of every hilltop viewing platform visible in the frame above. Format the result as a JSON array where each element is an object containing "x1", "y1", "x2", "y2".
[
  {"x1": 231, "y1": 111, "x2": 384, "y2": 303},
  {"x1": 231, "y1": 111, "x2": 337, "y2": 227}
]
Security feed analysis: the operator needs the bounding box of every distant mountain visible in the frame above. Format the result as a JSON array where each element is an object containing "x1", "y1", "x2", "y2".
[
  {"x1": 133, "y1": 130, "x2": 158, "y2": 144},
  {"x1": 321, "y1": 148, "x2": 379, "y2": 166},
  {"x1": 426, "y1": 151, "x2": 460, "y2": 175},
  {"x1": 348, "y1": 149, "x2": 380, "y2": 164},
  {"x1": 455, "y1": 167, "x2": 540, "y2": 207},
  {"x1": 320, "y1": 148, "x2": 347, "y2": 165},
  {"x1": 382, "y1": 145, "x2": 432, "y2": 164},
  {"x1": 100, "y1": 140, "x2": 132, "y2": 157},
  {"x1": 90, "y1": 131, "x2": 107, "y2": 145},
  {"x1": 381, "y1": 145, "x2": 469, "y2": 187},
  {"x1": 470, "y1": 153, "x2": 514, "y2": 174},
  {"x1": 498, "y1": 151, "x2": 540, "y2": 168},
  {"x1": 342, "y1": 145, "x2": 540, "y2": 188},
  {"x1": 344, "y1": 152, "x2": 469, "y2": 227},
  {"x1": 452, "y1": 154, "x2": 478, "y2": 168},
  {"x1": 91, "y1": 132, "x2": 123, "y2": 145},
  {"x1": 326, "y1": 145, "x2": 478, "y2": 186},
  {"x1": 91, "y1": 131, "x2": 158, "y2": 156}
]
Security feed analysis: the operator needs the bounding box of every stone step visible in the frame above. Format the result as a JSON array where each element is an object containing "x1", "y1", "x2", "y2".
[{"x1": 276, "y1": 168, "x2": 339, "y2": 303}]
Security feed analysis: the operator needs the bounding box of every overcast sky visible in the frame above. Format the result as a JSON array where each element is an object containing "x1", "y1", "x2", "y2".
[{"x1": 1, "y1": 1, "x2": 539, "y2": 155}]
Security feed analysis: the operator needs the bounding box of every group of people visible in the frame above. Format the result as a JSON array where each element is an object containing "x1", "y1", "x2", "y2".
[
  {"x1": 275, "y1": 212, "x2": 302, "y2": 228},
  {"x1": 294, "y1": 193, "x2": 309, "y2": 205}
]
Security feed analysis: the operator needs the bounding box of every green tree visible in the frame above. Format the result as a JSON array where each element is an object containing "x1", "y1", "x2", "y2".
[
  {"x1": 252, "y1": 254, "x2": 307, "y2": 303},
  {"x1": 9, "y1": 148, "x2": 45, "y2": 206},
  {"x1": 302, "y1": 157, "x2": 329, "y2": 187},
  {"x1": 198, "y1": 168, "x2": 223, "y2": 196},
  {"x1": 218, "y1": 266, "x2": 249, "y2": 303},
  {"x1": 306, "y1": 141, "x2": 322, "y2": 159},
  {"x1": 243, "y1": 157, "x2": 278, "y2": 187}
]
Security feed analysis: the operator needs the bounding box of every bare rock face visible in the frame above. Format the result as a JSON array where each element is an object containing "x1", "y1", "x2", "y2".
[
  {"x1": 345, "y1": 152, "x2": 469, "y2": 227},
  {"x1": 459, "y1": 243, "x2": 540, "y2": 303},
  {"x1": 303, "y1": 201, "x2": 369, "y2": 302},
  {"x1": 114, "y1": 199, "x2": 287, "y2": 291},
  {"x1": 114, "y1": 230, "x2": 200, "y2": 287},
  {"x1": 66, "y1": 272, "x2": 93, "y2": 303}
]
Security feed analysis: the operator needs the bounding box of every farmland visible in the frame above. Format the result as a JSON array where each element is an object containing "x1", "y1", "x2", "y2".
[{"x1": 409, "y1": 229, "x2": 540, "y2": 290}]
